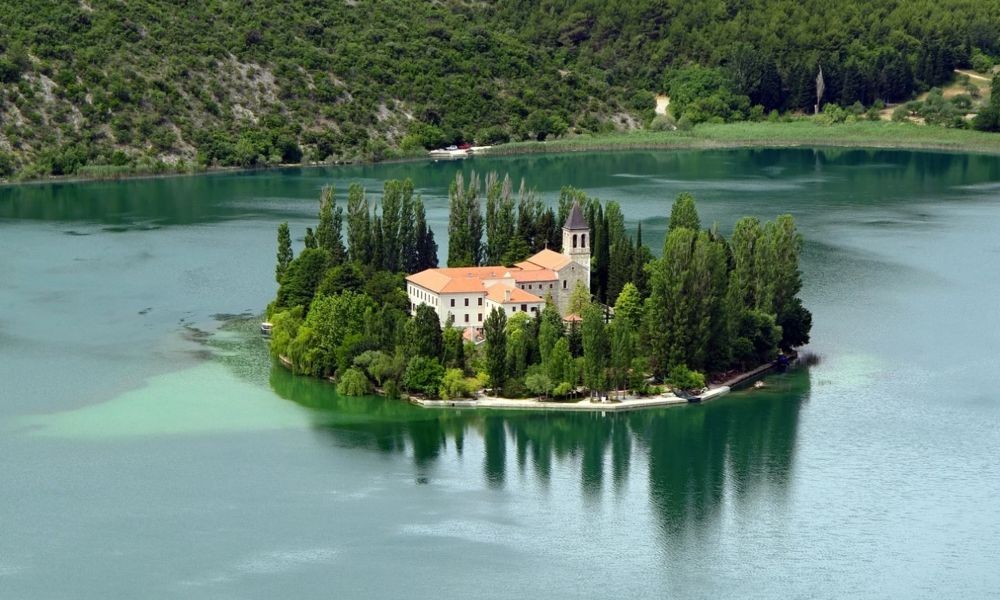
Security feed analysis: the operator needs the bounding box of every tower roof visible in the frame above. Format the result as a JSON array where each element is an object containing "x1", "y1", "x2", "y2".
[{"x1": 563, "y1": 201, "x2": 588, "y2": 230}]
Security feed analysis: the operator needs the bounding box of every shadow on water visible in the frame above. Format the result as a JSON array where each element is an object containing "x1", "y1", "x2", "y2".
[{"x1": 267, "y1": 359, "x2": 810, "y2": 536}]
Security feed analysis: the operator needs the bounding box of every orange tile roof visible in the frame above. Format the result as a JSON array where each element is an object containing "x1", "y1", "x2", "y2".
[
  {"x1": 523, "y1": 249, "x2": 571, "y2": 271},
  {"x1": 514, "y1": 260, "x2": 543, "y2": 271},
  {"x1": 511, "y1": 269, "x2": 557, "y2": 282},
  {"x1": 407, "y1": 266, "x2": 513, "y2": 294},
  {"x1": 485, "y1": 283, "x2": 543, "y2": 304},
  {"x1": 406, "y1": 269, "x2": 453, "y2": 293}
]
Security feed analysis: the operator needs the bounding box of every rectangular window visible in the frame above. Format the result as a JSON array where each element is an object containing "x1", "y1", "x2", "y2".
[
  {"x1": 464, "y1": 314, "x2": 469, "y2": 323},
  {"x1": 521, "y1": 304, "x2": 527, "y2": 312},
  {"x1": 464, "y1": 298, "x2": 469, "y2": 307},
  {"x1": 478, "y1": 313, "x2": 483, "y2": 322},
  {"x1": 563, "y1": 280, "x2": 567, "y2": 289},
  {"x1": 478, "y1": 298, "x2": 483, "y2": 306},
  {"x1": 530, "y1": 306, "x2": 537, "y2": 313},
  {"x1": 450, "y1": 299, "x2": 455, "y2": 307}
]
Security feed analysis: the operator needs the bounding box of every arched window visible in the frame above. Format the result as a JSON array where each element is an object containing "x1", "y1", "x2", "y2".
[
  {"x1": 581, "y1": 233, "x2": 587, "y2": 248},
  {"x1": 573, "y1": 234, "x2": 578, "y2": 248}
]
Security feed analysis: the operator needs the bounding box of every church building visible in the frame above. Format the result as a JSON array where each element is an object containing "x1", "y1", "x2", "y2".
[{"x1": 405, "y1": 201, "x2": 590, "y2": 327}]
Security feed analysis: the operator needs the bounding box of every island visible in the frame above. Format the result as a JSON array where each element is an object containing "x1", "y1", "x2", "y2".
[{"x1": 264, "y1": 171, "x2": 812, "y2": 409}]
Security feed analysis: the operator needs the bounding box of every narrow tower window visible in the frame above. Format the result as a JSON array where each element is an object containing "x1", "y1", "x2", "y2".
[
  {"x1": 573, "y1": 234, "x2": 578, "y2": 248},
  {"x1": 581, "y1": 233, "x2": 586, "y2": 247}
]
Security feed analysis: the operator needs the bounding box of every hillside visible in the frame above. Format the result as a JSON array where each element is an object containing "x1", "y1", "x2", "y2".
[{"x1": 1, "y1": 0, "x2": 999, "y2": 180}]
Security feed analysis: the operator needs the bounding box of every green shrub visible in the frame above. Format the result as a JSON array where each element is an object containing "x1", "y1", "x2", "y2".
[
  {"x1": 439, "y1": 368, "x2": 477, "y2": 399},
  {"x1": 403, "y1": 356, "x2": 444, "y2": 397},
  {"x1": 648, "y1": 114, "x2": 676, "y2": 131},
  {"x1": 337, "y1": 368, "x2": 372, "y2": 396},
  {"x1": 668, "y1": 364, "x2": 706, "y2": 392}
]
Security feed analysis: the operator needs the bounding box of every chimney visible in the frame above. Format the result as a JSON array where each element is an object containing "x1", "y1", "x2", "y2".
[{"x1": 504, "y1": 288, "x2": 511, "y2": 302}]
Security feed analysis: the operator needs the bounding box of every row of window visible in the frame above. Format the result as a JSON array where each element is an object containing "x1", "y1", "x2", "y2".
[
  {"x1": 519, "y1": 281, "x2": 567, "y2": 291},
  {"x1": 449, "y1": 297, "x2": 484, "y2": 308},
  {"x1": 410, "y1": 286, "x2": 438, "y2": 306},
  {"x1": 446, "y1": 304, "x2": 540, "y2": 324}
]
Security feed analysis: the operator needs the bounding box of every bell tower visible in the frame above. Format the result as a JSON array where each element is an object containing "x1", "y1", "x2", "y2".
[{"x1": 562, "y1": 200, "x2": 590, "y2": 272}]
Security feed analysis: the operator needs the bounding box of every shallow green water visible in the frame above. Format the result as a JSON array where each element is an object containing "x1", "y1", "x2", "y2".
[{"x1": 2, "y1": 148, "x2": 999, "y2": 598}]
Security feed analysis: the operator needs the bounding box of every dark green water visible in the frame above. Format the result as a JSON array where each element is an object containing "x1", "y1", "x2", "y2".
[{"x1": 2, "y1": 149, "x2": 999, "y2": 598}]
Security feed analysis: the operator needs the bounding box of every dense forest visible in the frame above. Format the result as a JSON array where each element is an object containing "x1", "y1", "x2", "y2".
[
  {"x1": 1, "y1": 0, "x2": 999, "y2": 179},
  {"x1": 266, "y1": 174, "x2": 811, "y2": 401}
]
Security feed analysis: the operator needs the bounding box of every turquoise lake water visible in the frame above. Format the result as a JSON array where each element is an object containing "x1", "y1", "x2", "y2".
[{"x1": 2, "y1": 148, "x2": 999, "y2": 598}]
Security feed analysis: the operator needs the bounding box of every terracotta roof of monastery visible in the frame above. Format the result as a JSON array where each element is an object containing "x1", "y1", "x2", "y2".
[
  {"x1": 511, "y1": 269, "x2": 557, "y2": 282},
  {"x1": 522, "y1": 248, "x2": 571, "y2": 271},
  {"x1": 485, "y1": 283, "x2": 543, "y2": 304},
  {"x1": 406, "y1": 266, "x2": 513, "y2": 294}
]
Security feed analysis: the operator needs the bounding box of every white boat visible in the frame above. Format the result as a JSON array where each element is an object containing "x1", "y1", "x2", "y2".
[
  {"x1": 260, "y1": 322, "x2": 273, "y2": 337},
  {"x1": 429, "y1": 148, "x2": 471, "y2": 159}
]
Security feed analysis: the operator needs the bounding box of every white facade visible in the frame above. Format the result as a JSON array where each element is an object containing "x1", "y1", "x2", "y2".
[{"x1": 405, "y1": 201, "x2": 591, "y2": 327}]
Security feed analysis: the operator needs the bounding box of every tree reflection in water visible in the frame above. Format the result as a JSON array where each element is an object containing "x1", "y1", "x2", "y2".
[{"x1": 269, "y1": 364, "x2": 808, "y2": 533}]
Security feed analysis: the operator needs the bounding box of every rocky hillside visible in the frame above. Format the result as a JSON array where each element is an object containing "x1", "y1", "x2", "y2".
[{"x1": 1, "y1": 0, "x2": 998, "y2": 180}]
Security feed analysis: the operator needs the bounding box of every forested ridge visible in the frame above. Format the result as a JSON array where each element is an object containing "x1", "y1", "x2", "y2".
[{"x1": 1, "y1": 0, "x2": 999, "y2": 179}]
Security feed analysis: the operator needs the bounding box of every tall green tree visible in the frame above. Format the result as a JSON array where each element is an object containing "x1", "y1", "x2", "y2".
[
  {"x1": 668, "y1": 192, "x2": 701, "y2": 232},
  {"x1": 484, "y1": 307, "x2": 508, "y2": 390},
  {"x1": 370, "y1": 209, "x2": 385, "y2": 271},
  {"x1": 413, "y1": 198, "x2": 438, "y2": 270},
  {"x1": 275, "y1": 247, "x2": 330, "y2": 311},
  {"x1": 485, "y1": 172, "x2": 517, "y2": 265},
  {"x1": 609, "y1": 316, "x2": 636, "y2": 399},
  {"x1": 316, "y1": 186, "x2": 346, "y2": 266},
  {"x1": 276, "y1": 222, "x2": 293, "y2": 283},
  {"x1": 397, "y1": 180, "x2": 417, "y2": 272},
  {"x1": 381, "y1": 180, "x2": 403, "y2": 272},
  {"x1": 303, "y1": 227, "x2": 317, "y2": 249},
  {"x1": 728, "y1": 216, "x2": 769, "y2": 312},
  {"x1": 581, "y1": 302, "x2": 607, "y2": 397},
  {"x1": 447, "y1": 171, "x2": 483, "y2": 267},
  {"x1": 405, "y1": 304, "x2": 444, "y2": 359},
  {"x1": 346, "y1": 183, "x2": 372, "y2": 264},
  {"x1": 537, "y1": 303, "x2": 564, "y2": 366},
  {"x1": 505, "y1": 312, "x2": 533, "y2": 379},
  {"x1": 613, "y1": 282, "x2": 643, "y2": 328},
  {"x1": 644, "y1": 228, "x2": 728, "y2": 376}
]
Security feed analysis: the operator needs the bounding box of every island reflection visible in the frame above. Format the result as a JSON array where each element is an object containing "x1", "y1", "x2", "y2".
[{"x1": 269, "y1": 364, "x2": 809, "y2": 535}]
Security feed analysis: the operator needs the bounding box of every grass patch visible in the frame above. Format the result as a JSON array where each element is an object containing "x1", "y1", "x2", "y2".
[{"x1": 487, "y1": 120, "x2": 1000, "y2": 156}]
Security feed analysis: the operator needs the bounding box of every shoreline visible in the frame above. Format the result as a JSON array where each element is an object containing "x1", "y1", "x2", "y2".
[
  {"x1": 484, "y1": 121, "x2": 1000, "y2": 158},
  {"x1": 278, "y1": 354, "x2": 786, "y2": 413},
  {"x1": 3, "y1": 121, "x2": 999, "y2": 188}
]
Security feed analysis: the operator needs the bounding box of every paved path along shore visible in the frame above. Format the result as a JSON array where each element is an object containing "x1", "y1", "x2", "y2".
[{"x1": 410, "y1": 385, "x2": 731, "y2": 412}]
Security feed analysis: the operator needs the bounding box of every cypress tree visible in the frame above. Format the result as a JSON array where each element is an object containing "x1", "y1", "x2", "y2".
[
  {"x1": 381, "y1": 180, "x2": 402, "y2": 272},
  {"x1": 370, "y1": 210, "x2": 384, "y2": 271},
  {"x1": 303, "y1": 227, "x2": 317, "y2": 249},
  {"x1": 346, "y1": 183, "x2": 371, "y2": 264},
  {"x1": 413, "y1": 198, "x2": 438, "y2": 270},
  {"x1": 397, "y1": 180, "x2": 417, "y2": 272},
  {"x1": 276, "y1": 222, "x2": 293, "y2": 283},
  {"x1": 484, "y1": 307, "x2": 508, "y2": 391},
  {"x1": 581, "y1": 302, "x2": 607, "y2": 398},
  {"x1": 317, "y1": 186, "x2": 346, "y2": 266},
  {"x1": 446, "y1": 171, "x2": 483, "y2": 267}
]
